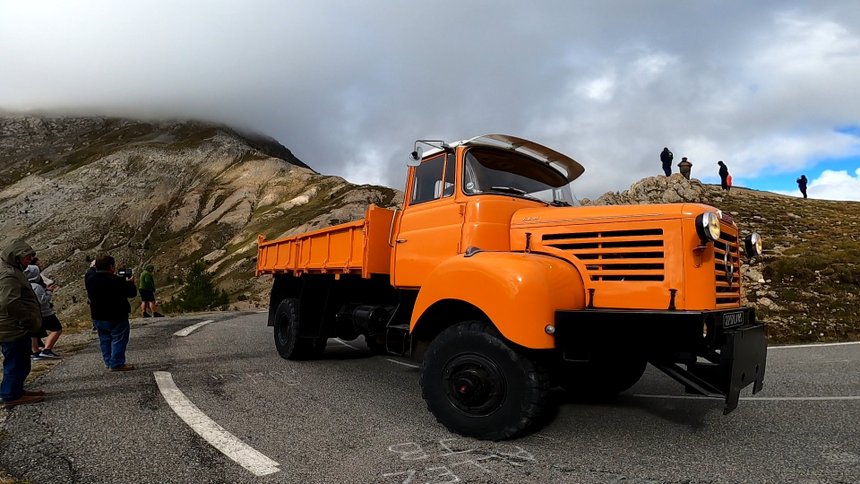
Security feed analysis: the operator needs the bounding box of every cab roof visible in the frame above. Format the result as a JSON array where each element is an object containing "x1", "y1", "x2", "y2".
[{"x1": 423, "y1": 134, "x2": 585, "y2": 182}]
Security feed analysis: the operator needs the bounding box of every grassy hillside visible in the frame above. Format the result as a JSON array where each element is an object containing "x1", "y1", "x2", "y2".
[{"x1": 714, "y1": 186, "x2": 860, "y2": 343}]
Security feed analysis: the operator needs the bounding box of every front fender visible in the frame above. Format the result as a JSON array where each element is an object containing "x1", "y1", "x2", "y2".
[{"x1": 411, "y1": 251, "x2": 586, "y2": 349}]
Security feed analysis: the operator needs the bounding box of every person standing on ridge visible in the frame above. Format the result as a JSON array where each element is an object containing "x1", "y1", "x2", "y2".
[
  {"x1": 660, "y1": 147, "x2": 674, "y2": 176},
  {"x1": 0, "y1": 239, "x2": 45, "y2": 408},
  {"x1": 797, "y1": 175, "x2": 808, "y2": 199},
  {"x1": 718, "y1": 161, "x2": 730, "y2": 191},
  {"x1": 138, "y1": 264, "x2": 163, "y2": 317}
]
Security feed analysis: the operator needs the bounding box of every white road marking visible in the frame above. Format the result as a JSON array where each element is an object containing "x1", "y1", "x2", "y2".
[
  {"x1": 173, "y1": 320, "x2": 214, "y2": 337},
  {"x1": 153, "y1": 371, "x2": 280, "y2": 476},
  {"x1": 632, "y1": 393, "x2": 860, "y2": 402},
  {"x1": 333, "y1": 338, "x2": 360, "y2": 350},
  {"x1": 768, "y1": 341, "x2": 860, "y2": 350},
  {"x1": 386, "y1": 358, "x2": 420, "y2": 369}
]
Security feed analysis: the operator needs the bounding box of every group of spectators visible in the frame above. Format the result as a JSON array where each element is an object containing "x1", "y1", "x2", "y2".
[
  {"x1": 1, "y1": 239, "x2": 161, "y2": 409},
  {"x1": 660, "y1": 147, "x2": 734, "y2": 190},
  {"x1": 661, "y1": 147, "x2": 809, "y2": 198}
]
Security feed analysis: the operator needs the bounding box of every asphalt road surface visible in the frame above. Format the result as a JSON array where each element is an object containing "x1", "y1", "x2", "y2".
[{"x1": 1, "y1": 311, "x2": 857, "y2": 483}]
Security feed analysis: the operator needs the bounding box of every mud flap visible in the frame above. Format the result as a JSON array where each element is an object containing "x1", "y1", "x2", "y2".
[
  {"x1": 680, "y1": 324, "x2": 767, "y2": 414},
  {"x1": 719, "y1": 324, "x2": 767, "y2": 413}
]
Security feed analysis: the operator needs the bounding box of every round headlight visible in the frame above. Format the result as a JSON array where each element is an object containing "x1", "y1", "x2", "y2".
[
  {"x1": 695, "y1": 212, "x2": 721, "y2": 242},
  {"x1": 744, "y1": 232, "x2": 763, "y2": 257}
]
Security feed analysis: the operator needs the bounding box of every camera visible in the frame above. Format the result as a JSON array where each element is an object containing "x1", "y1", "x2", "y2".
[{"x1": 117, "y1": 268, "x2": 134, "y2": 279}]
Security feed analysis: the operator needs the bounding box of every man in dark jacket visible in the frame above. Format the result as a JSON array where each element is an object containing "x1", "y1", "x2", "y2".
[
  {"x1": 0, "y1": 239, "x2": 45, "y2": 407},
  {"x1": 660, "y1": 147, "x2": 674, "y2": 176},
  {"x1": 797, "y1": 175, "x2": 808, "y2": 198},
  {"x1": 85, "y1": 255, "x2": 138, "y2": 371},
  {"x1": 718, "y1": 161, "x2": 730, "y2": 190}
]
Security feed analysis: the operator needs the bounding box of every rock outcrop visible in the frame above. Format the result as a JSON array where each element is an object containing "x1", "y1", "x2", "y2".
[{"x1": 583, "y1": 173, "x2": 713, "y2": 206}]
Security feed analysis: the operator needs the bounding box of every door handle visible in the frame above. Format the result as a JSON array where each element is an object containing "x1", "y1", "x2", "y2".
[{"x1": 396, "y1": 239, "x2": 407, "y2": 243}]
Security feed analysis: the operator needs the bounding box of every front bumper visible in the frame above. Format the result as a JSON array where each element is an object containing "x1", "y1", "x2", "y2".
[{"x1": 555, "y1": 307, "x2": 767, "y2": 414}]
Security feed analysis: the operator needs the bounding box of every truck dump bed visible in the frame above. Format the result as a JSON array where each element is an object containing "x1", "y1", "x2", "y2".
[{"x1": 256, "y1": 204, "x2": 396, "y2": 278}]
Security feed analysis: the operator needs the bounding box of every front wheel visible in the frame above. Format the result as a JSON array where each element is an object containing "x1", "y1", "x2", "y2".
[
  {"x1": 273, "y1": 298, "x2": 326, "y2": 360},
  {"x1": 420, "y1": 321, "x2": 550, "y2": 440}
]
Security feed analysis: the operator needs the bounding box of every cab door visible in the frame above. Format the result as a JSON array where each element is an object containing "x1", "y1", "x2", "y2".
[{"x1": 393, "y1": 152, "x2": 463, "y2": 288}]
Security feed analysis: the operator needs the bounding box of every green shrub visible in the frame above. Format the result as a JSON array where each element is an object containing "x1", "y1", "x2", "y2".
[{"x1": 163, "y1": 261, "x2": 229, "y2": 312}]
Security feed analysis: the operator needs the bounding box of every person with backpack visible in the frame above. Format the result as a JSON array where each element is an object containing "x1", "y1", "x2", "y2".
[
  {"x1": 138, "y1": 264, "x2": 163, "y2": 317},
  {"x1": 797, "y1": 175, "x2": 808, "y2": 198},
  {"x1": 24, "y1": 261, "x2": 63, "y2": 359},
  {"x1": 660, "y1": 147, "x2": 674, "y2": 176}
]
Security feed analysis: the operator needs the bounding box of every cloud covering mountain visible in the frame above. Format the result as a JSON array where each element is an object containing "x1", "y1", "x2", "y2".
[{"x1": 2, "y1": 0, "x2": 859, "y2": 198}]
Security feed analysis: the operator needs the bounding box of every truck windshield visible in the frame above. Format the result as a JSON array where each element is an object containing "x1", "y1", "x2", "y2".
[{"x1": 463, "y1": 148, "x2": 575, "y2": 205}]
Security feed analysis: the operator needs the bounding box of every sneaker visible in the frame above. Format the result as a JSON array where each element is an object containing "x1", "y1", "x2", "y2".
[
  {"x1": 142, "y1": 313, "x2": 152, "y2": 318},
  {"x1": 110, "y1": 364, "x2": 136, "y2": 372},
  {"x1": 3, "y1": 394, "x2": 44, "y2": 409},
  {"x1": 31, "y1": 352, "x2": 44, "y2": 361},
  {"x1": 153, "y1": 312, "x2": 165, "y2": 317},
  {"x1": 39, "y1": 349, "x2": 61, "y2": 359}
]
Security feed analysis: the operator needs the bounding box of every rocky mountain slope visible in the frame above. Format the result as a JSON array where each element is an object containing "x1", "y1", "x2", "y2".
[
  {"x1": 0, "y1": 116, "x2": 400, "y2": 324},
  {"x1": 1, "y1": 117, "x2": 856, "y2": 344},
  {"x1": 585, "y1": 174, "x2": 860, "y2": 343}
]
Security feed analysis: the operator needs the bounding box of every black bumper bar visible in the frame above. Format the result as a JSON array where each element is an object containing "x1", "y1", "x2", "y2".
[{"x1": 555, "y1": 307, "x2": 767, "y2": 414}]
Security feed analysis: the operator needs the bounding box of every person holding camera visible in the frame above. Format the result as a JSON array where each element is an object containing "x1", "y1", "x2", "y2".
[
  {"x1": 85, "y1": 255, "x2": 138, "y2": 371},
  {"x1": 0, "y1": 239, "x2": 45, "y2": 408}
]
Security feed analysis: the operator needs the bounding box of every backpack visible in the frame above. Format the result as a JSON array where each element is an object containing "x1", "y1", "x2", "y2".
[{"x1": 727, "y1": 174, "x2": 733, "y2": 187}]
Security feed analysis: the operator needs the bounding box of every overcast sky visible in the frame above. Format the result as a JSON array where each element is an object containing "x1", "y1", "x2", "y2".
[{"x1": 2, "y1": 1, "x2": 860, "y2": 200}]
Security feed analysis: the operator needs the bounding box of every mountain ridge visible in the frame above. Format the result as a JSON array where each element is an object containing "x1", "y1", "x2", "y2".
[
  {"x1": 1, "y1": 116, "x2": 857, "y2": 343},
  {"x1": 0, "y1": 116, "x2": 400, "y2": 324}
]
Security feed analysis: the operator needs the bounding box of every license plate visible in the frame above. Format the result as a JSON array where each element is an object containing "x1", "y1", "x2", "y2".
[{"x1": 722, "y1": 311, "x2": 745, "y2": 328}]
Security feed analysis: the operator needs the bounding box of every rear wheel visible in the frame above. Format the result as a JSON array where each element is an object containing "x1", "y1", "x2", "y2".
[
  {"x1": 273, "y1": 298, "x2": 326, "y2": 360},
  {"x1": 420, "y1": 321, "x2": 549, "y2": 440},
  {"x1": 557, "y1": 358, "x2": 647, "y2": 399}
]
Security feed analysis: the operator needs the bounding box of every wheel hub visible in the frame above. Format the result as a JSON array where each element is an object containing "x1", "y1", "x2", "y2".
[{"x1": 443, "y1": 354, "x2": 506, "y2": 416}]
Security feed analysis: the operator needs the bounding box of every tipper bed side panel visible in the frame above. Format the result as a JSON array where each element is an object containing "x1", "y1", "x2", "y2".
[
  {"x1": 256, "y1": 219, "x2": 364, "y2": 275},
  {"x1": 256, "y1": 205, "x2": 395, "y2": 278}
]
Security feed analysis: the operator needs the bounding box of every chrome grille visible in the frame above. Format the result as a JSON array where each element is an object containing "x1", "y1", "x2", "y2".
[
  {"x1": 714, "y1": 224, "x2": 741, "y2": 307},
  {"x1": 543, "y1": 229, "x2": 665, "y2": 281}
]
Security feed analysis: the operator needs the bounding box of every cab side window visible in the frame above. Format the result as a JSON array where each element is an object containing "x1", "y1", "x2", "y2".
[{"x1": 410, "y1": 154, "x2": 445, "y2": 205}]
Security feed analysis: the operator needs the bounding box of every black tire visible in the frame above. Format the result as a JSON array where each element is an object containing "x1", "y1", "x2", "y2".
[
  {"x1": 557, "y1": 358, "x2": 647, "y2": 399},
  {"x1": 420, "y1": 321, "x2": 550, "y2": 440},
  {"x1": 273, "y1": 298, "x2": 327, "y2": 360}
]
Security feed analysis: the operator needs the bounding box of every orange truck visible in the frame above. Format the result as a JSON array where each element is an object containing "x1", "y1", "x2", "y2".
[{"x1": 257, "y1": 134, "x2": 767, "y2": 440}]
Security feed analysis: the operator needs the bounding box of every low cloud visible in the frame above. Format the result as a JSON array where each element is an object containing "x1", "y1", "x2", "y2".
[{"x1": 2, "y1": 1, "x2": 860, "y2": 198}]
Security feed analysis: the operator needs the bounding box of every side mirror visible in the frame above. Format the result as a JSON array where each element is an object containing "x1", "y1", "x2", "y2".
[{"x1": 408, "y1": 146, "x2": 423, "y2": 167}]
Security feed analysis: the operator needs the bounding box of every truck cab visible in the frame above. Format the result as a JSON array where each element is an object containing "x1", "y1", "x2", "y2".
[{"x1": 393, "y1": 135, "x2": 580, "y2": 288}]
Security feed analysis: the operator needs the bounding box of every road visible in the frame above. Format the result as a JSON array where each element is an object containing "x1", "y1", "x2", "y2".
[{"x1": 1, "y1": 311, "x2": 858, "y2": 483}]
